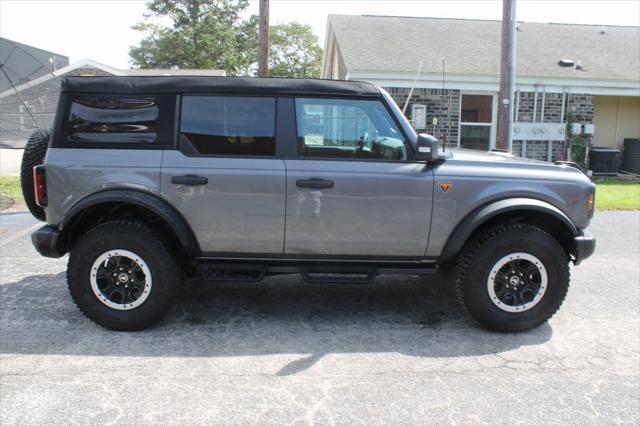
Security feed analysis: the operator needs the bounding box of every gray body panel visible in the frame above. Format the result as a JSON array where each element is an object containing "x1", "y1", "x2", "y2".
[
  {"x1": 426, "y1": 150, "x2": 594, "y2": 256},
  {"x1": 41, "y1": 85, "x2": 595, "y2": 263},
  {"x1": 43, "y1": 148, "x2": 594, "y2": 260},
  {"x1": 44, "y1": 148, "x2": 162, "y2": 226},
  {"x1": 284, "y1": 160, "x2": 433, "y2": 257},
  {"x1": 160, "y1": 150, "x2": 286, "y2": 254}
]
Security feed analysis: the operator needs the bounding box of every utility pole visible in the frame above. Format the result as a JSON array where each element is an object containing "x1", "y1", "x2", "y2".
[
  {"x1": 258, "y1": 0, "x2": 270, "y2": 77},
  {"x1": 496, "y1": 0, "x2": 516, "y2": 151}
]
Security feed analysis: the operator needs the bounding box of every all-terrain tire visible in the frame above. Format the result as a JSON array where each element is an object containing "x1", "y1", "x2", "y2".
[
  {"x1": 20, "y1": 128, "x2": 49, "y2": 221},
  {"x1": 67, "y1": 221, "x2": 182, "y2": 331},
  {"x1": 455, "y1": 223, "x2": 570, "y2": 333}
]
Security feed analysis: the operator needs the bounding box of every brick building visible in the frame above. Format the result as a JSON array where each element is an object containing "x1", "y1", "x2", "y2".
[{"x1": 321, "y1": 15, "x2": 640, "y2": 161}]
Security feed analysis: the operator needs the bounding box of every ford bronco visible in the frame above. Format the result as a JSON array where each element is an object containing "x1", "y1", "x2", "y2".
[{"x1": 22, "y1": 76, "x2": 595, "y2": 331}]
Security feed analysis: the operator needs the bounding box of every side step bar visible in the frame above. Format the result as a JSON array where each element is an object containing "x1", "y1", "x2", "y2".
[
  {"x1": 195, "y1": 259, "x2": 438, "y2": 283},
  {"x1": 300, "y1": 265, "x2": 377, "y2": 284},
  {"x1": 196, "y1": 263, "x2": 267, "y2": 282}
]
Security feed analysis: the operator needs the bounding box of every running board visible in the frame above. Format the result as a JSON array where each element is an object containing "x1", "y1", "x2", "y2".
[
  {"x1": 300, "y1": 266, "x2": 377, "y2": 284},
  {"x1": 196, "y1": 263, "x2": 267, "y2": 282},
  {"x1": 195, "y1": 259, "x2": 438, "y2": 283}
]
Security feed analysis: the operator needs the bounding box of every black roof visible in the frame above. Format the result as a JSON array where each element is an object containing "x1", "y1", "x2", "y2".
[{"x1": 61, "y1": 76, "x2": 380, "y2": 97}]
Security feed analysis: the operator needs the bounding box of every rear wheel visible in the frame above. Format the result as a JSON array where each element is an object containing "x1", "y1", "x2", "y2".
[
  {"x1": 455, "y1": 223, "x2": 569, "y2": 332},
  {"x1": 20, "y1": 128, "x2": 49, "y2": 221},
  {"x1": 68, "y1": 221, "x2": 182, "y2": 330}
]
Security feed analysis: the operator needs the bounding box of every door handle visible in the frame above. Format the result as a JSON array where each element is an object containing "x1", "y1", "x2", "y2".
[
  {"x1": 171, "y1": 174, "x2": 208, "y2": 186},
  {"x1": 296, "y1": 178, "x2": 334, "y2": 189}
]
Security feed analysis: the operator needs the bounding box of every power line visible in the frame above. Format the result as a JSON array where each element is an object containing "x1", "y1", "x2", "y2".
[
  {"x1": 1, "y1": 61, "x2": 43, "y2": 82},
  {"x1": 0, "y1": 45, "x2": 18, "y2": 67},
  {"x1": 0, "y1": 65, "x2": 39, "y2": 126},
  {"x1": 2, "y1": 62, "x2": 46, "y2": 82},
  {"x1": 2, "y1": 39, "x2": 57, "y2": 78},
  {"x1": 21, "y1": 64, "x2": 48, "y2": 82},
  {"x1": 0, "y1": 61, "x2": 58, "y2": 95},
  {"x1": 0, "y1": 62, "x2": 61, "y2": 104}
]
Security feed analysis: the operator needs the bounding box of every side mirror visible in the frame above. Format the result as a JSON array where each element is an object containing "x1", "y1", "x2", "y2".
[{"x1": 416, "y1": 134, "x2": 439, "y2": 162}]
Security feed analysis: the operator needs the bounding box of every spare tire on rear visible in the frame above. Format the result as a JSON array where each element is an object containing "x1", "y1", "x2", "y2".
[{"x1": 20, "y1": 128, "x2": 50, "y2": 221}]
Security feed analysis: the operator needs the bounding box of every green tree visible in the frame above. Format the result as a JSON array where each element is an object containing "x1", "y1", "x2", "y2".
[
  {"x1": 129, "y1": 1, "x2": 323, "y2": 78},
  {"x1": 129, "y1": 0, "x2": 258, "y2": 76},
  {"x1": 269, "y1": 22, "x2": 322, "y2": 78}
]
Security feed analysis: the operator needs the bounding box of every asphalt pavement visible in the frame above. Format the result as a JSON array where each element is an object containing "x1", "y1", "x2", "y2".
[{"x1": 0, "y1": 209, "x2": 638, "y2": 425}]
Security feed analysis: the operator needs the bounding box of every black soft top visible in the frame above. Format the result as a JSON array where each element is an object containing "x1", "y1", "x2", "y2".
[{"x1": 61, "y1": 76, "x2": 380, "y2": 97}]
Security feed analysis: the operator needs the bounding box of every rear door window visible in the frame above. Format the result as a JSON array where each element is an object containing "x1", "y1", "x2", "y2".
[
  {"x1": 180, "y1": 96, "x2": 276, "y2": 156},
  {"x1": 67, "y1": 97, "x2": 159, "y2": 144}
]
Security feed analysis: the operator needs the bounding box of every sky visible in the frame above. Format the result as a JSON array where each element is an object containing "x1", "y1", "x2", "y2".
[{"x1": 1, "y1": 0, "x2": 639, "y2": 69}]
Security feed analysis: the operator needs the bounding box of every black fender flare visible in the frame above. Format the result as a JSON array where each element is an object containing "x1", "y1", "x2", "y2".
[
  {"x1": 440, "y1": 197, "x2": 578, "y2": 262},
  {"x1": 59, "y1": 189, "x2": 200, "y2": 257}
]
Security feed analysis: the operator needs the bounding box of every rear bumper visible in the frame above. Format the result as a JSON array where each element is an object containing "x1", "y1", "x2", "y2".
[
  {"x1": 31, "y1": 225, "x2": 65, "y2": 258},
  {"x1": 574, "y1": 230, "x2": 596, "y2": 265}
]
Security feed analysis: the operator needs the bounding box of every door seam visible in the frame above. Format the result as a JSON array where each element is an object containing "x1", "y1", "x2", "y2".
[
  {"x1": 158, "y1": 149, "x2": 165, "y2": 197},
  {"x1": 282, "y1": 158, "x2": 288, "y2": 255}
]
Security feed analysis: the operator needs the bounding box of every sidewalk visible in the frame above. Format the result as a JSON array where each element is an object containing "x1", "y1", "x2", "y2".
[{"x1": 0, "y1": 148, "x2": 23, "y2": 176}]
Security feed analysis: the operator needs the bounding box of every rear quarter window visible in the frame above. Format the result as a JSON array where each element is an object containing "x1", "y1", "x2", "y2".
[{"x1": 61, "y1": 95, "x2": 174, "y2": 148}]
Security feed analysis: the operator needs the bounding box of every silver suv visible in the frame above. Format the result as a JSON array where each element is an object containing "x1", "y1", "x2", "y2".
[{"x1": 22, "y1": 76, "x2": 595, "y2": 331}]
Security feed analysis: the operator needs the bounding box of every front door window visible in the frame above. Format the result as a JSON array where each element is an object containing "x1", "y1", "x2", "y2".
[
  {"x1": 460, "y1": 94, "x2": 493, "y2": 150},
  {"x1": 295, "y1": 98, "x2": 407, "y2": 161}
]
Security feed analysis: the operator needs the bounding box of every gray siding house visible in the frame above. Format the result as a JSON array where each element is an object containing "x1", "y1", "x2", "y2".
[
  {"x1": 321, "y1": 15, "x2": 640, "y2": 161},
  {"x1": 0, "y1": 53, "x2": 225, "y2": 146},
  {"x1": 0, "y1": 37, "x2": 69, "y2": 92},
  {"x1": 0, "y1": 59, "x2": 124, "y2": 146}
]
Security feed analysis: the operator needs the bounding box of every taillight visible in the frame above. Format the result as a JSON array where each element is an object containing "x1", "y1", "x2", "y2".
[{"x1": 33, "y1": 165, "x2": 47, "y2": 207}]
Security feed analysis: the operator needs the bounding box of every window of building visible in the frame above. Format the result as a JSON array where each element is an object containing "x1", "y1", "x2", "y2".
[
  {"x1": 295, "y1": 98, "x2": 407, "y2": 160},
  {"x1": 180, "y1": 96, "x2": 276, "y2": 156},
  {"x1": 67, "y1": 97, "x2": 159, "y2": 143},
  {"x1": 460, "y1": 94, "x2": 494, "y2": 150}
]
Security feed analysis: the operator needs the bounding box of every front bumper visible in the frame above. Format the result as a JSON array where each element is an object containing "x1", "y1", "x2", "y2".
[
  {"x1": 574, "y1": 230, "x2": 596, "y2": 265},
  {"x1": 31, "y1": 225, "x2": 65, "y2": 258}
]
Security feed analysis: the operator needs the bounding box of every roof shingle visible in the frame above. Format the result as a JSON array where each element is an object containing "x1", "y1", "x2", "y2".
[{"x1": 328, "y1": 15, "x2": 640, "y2": 81}]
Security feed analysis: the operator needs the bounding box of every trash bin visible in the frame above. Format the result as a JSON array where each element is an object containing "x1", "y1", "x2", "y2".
[
  {"x1": 621, "y1": 138, "x2": 640, "y2": 175},
  {"x1": 589, "y1": 147, "x2": 622, "y2": 175}
]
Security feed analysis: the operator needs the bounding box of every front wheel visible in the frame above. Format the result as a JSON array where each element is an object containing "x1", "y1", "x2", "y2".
[
  {"x1": 455, "y1": 224, "x2": 569, "y2": 332},
  {"x1": 67, "y1": 221, "x2": 182, "y2": 330}
]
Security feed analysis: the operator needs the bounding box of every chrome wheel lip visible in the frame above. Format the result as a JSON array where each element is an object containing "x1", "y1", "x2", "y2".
[
  {"x1": 487, "y1": 252, "x2": 547, "y2": 313},
  {"x1": 90, "y1": 249, "x2": 152, "y2": 311}
]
